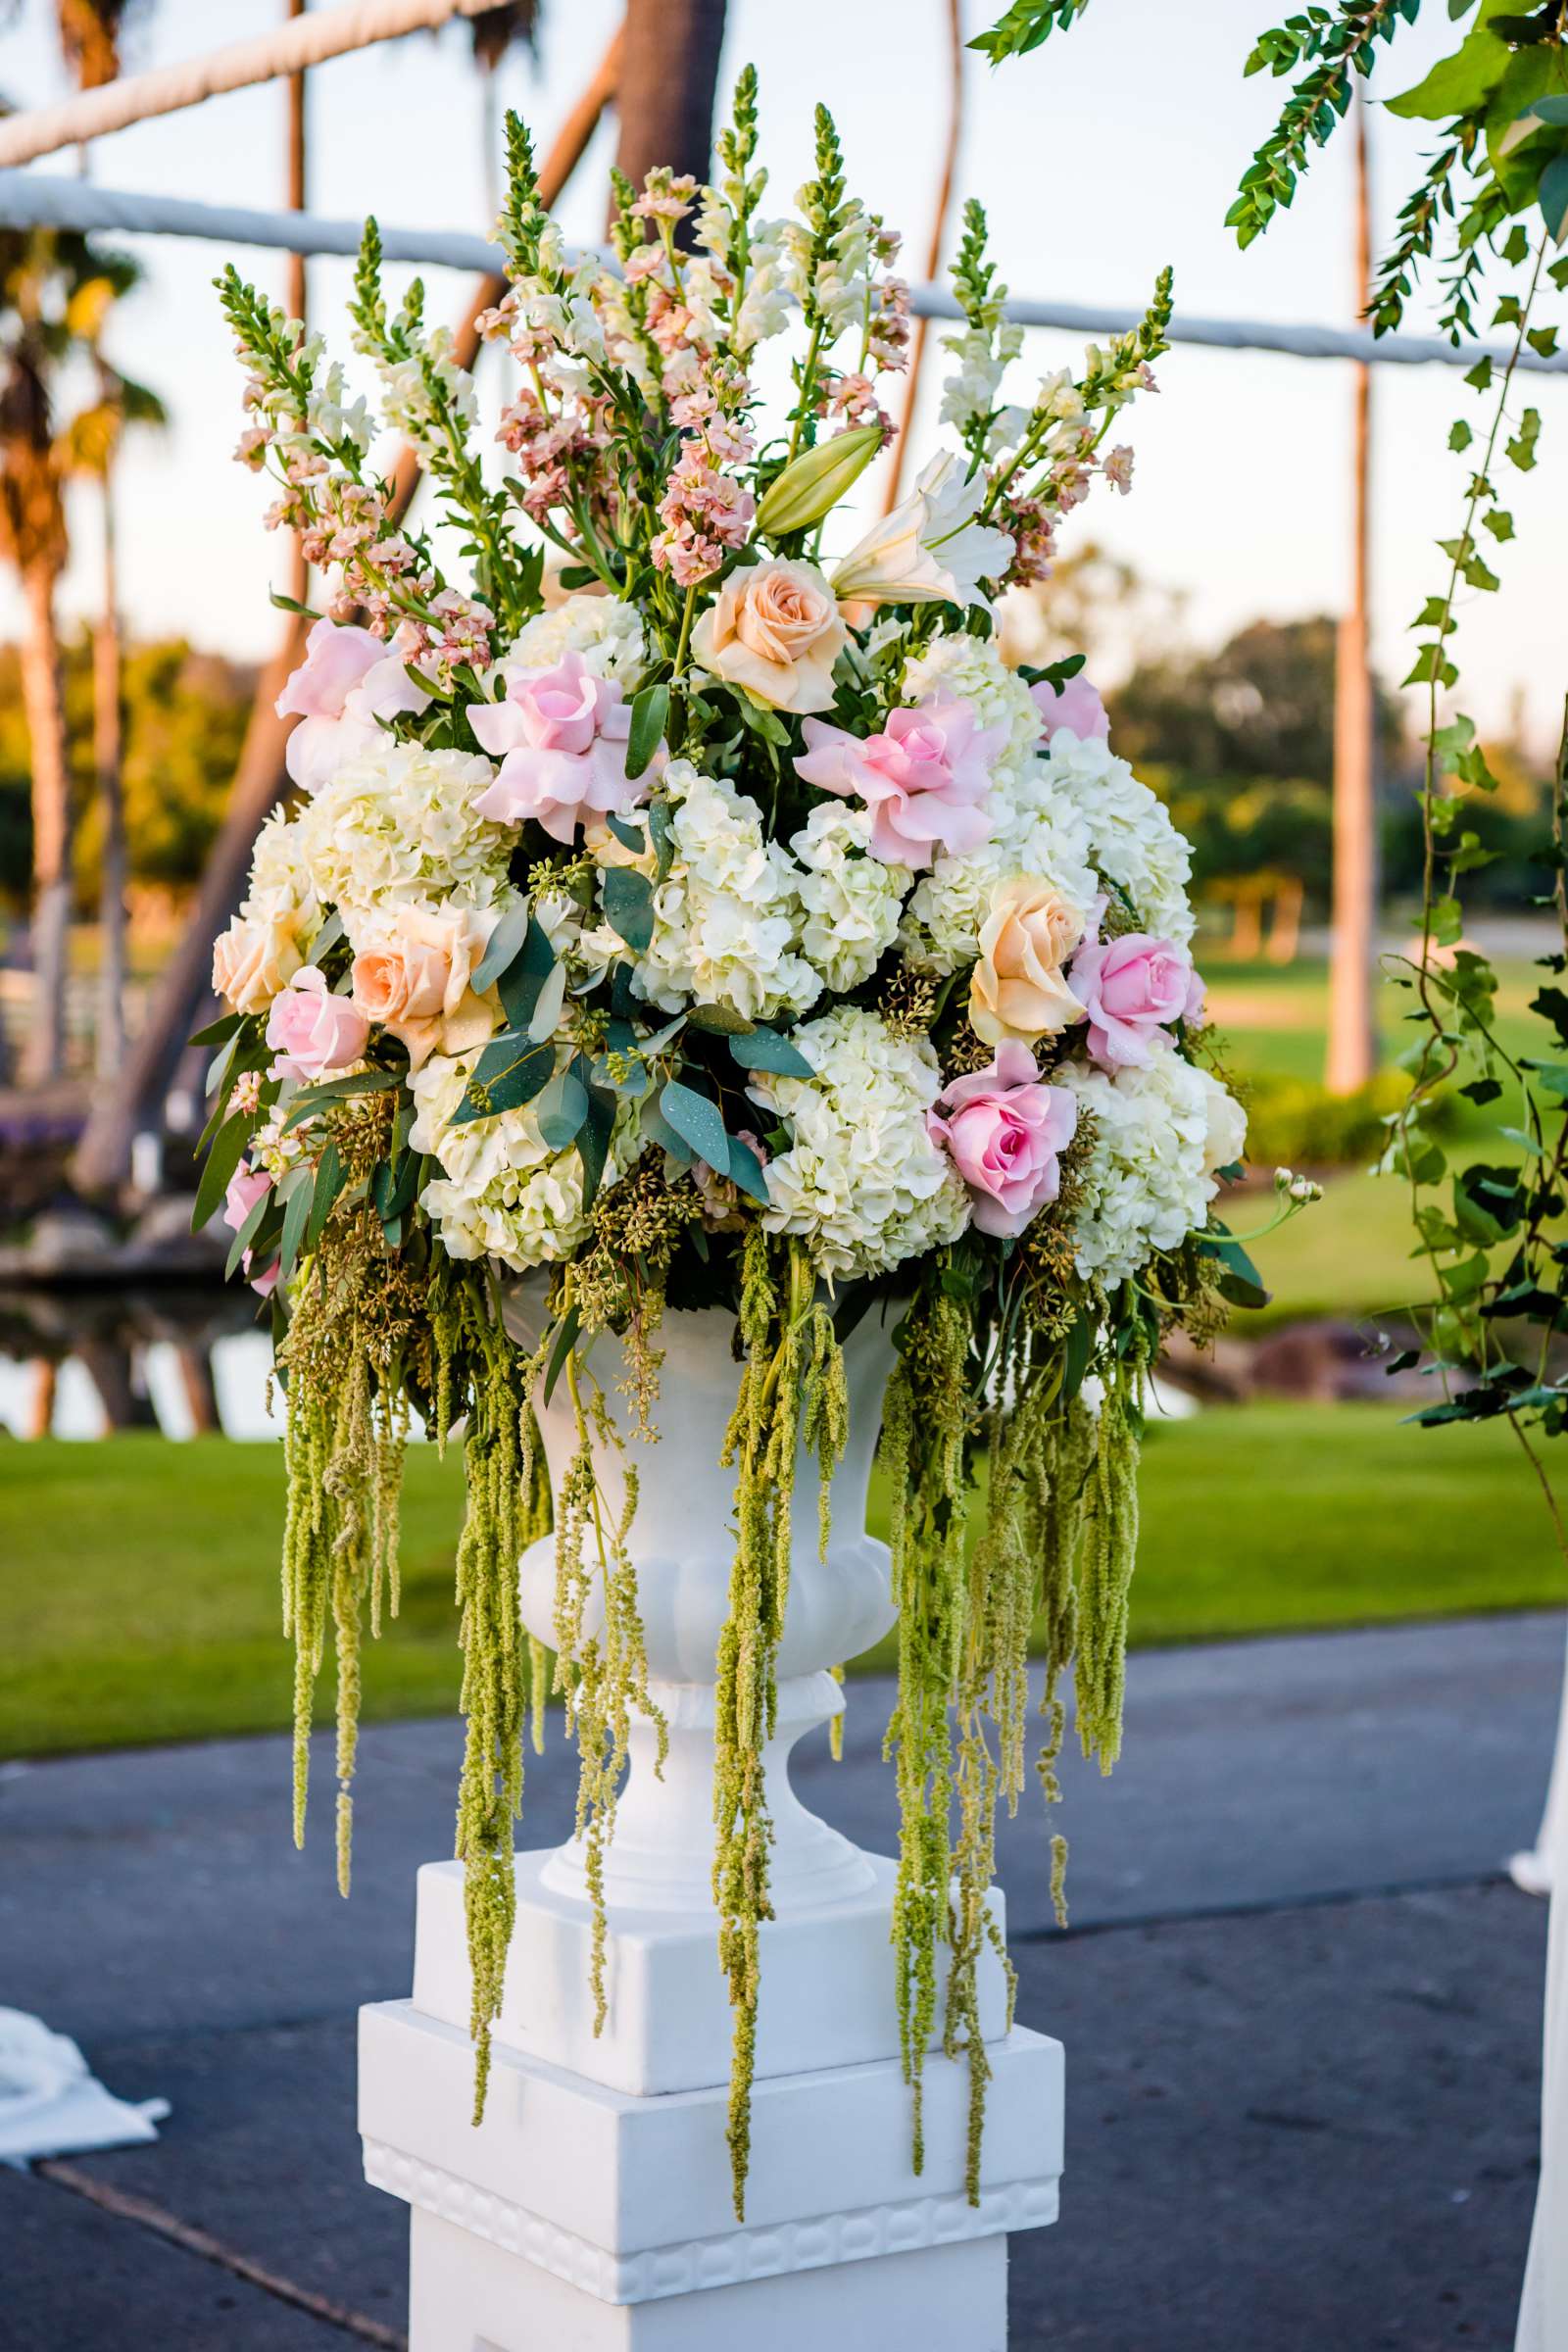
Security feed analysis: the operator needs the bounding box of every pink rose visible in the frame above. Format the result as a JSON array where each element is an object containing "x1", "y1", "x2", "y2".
[
  {"x1": 928, "y1": 1039, "x2": 1078, "y2": 1240},
  {"x1": 223, "y1": 1161, "x2": 271, "y2": 1237},
  {"x1": 1068, "y1": 931, "x2": 1204, "y2": 1069},
  {"x1": 275, "y1": 618, "x2": 429, "y2": 795},
  {"x1": 1030, "y1": 672, "x2": 1108, "y2": 746},
  {"x1": 249, "y1": 1258, "x2": 281, "y2": 1299},
  {"x1": 265, "y1": 965, "x2": 370, "y2": 1081},
  {"x1": 467, "y1": 649, "x2": 651, "y2": 846},
  {"x1": 794, "y1": 693, "x2": 1003, "y2": 867}
]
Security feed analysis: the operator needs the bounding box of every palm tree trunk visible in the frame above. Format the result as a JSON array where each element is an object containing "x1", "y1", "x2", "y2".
[
  {"x1": 20, "y1": 555, "x2": 74, "y2": 1088},
  {"x1": 71, "y1": 615, "x2": 307, "y2": 1197},
  {"x1": 71, "y1": 24, "x2": 629, "y2": 1196},
  {"x1": 612, "y1": 0, "x2": 726, "y2": 198},
  {"x1": 95, "y1": 475, "x2": 127, "y2": 1075}
]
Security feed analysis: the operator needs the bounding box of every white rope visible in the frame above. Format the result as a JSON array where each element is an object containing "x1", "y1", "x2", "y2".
[
  {"x1": 0, "y1": 0, "x2": 498, "y2": 170},
  {"x1": 2, "y1": 169, "x2": 1565, "y2": 378}
]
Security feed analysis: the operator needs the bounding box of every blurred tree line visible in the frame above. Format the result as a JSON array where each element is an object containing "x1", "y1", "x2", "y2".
[
  {"x1": 0, "y1": 633, "x2": 255, "y2": 913},
  {"x1": 1005, "y1": 550, "x2": 1552, "y2": 930}
]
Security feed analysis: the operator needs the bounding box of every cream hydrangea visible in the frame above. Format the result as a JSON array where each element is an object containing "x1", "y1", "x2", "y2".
[
  {"x1": 297, "y1": 742, "x2": 510, "y2": 923},
  {"x1": 1057, "y1": 1052, "x2": 1242, "y2": 1287},
  {"x1": 748, "y1": 1005, "x2": 969, "y2": 1279},
  {"x1": 900, "y1": 750, "x2": 1099, "y2": 977},
  {"x1": 498, "y1": 591, "x2": 645, "y2": 686},
  {"x1": 408, "y1": 1048, "x2": 638, "y2": 1273},
  {"x1": 633, "y1": 760, "x2": 821, "y2": 1022},
  {"x1": 242, "y1": 806, "x2": 321, "y2": 936},
  {"x1": 1043, "y1": 729, "x2": 1195, "y2": 945},
  {"x1": 789, "y1": 803, "x2": 907, "y2": 993}
]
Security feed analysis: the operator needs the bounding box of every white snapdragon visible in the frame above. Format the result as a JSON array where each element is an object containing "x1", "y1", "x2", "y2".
[
  {"x1": 634, "y1": 761, "x2": 820, "y2": 1022},
  {"x1": 408, "y1": 1048, "x2": 638, "y2": 1273},
  {"x1": 1057, "y1": 1053, "x2": 1242, "y2": 1287},
  {"x1": 939, "y1": 321, "x2": 1023, "y2": 433},
  {"x1": 1042, "y1": 730, "x2": 1195, "y2": 944},
  {"x1": 789, "y1": 803, "x2": 907, "y2": 993},
  {"x1": 749, "y1": 1006, "x2": 969, "y2": 1280},
  {"x1": 501, "y1": 592, "x2": 646, "y2": 686},
  {"x1": 297, "y1": 742, "x2": 510, "y2": 922}
]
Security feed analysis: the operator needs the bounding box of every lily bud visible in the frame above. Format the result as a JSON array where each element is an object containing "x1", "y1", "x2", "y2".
[{"x1": 753, "y1": 423, "x2": 883, "y2": 539}]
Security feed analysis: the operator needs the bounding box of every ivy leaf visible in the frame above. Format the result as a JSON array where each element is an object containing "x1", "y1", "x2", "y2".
[
  {"x1": 1429, "y1": 895, "x2": 1464, "y2": 946},
  {"x1": 1448, "y1": 418, "x2": 1474, "y2": 452},
  {"x1": 728, "y1": 1026, "x2": 814, "y2": 1079},
  {"x1": 625, "y1": 682, "x2": 669, "y2": 780},
  {"x1": 191, "y1": 1111, "x2": 253, "y2": 1234},
  {"x1": 660, "y1": 1078, "x2": 729, "y2": 1168},
  {"x1": 603, "y1": 865, "x2": 656, "y2": 955},
  {"x1": 1506, "y1": 407, "x2": 1542, "y2": 470},
  {"x1": 1483, "y1": 508, "x2": 1515, "y2": 541}
]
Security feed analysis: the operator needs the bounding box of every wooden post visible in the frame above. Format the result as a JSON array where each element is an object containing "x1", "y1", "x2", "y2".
[
  {"x1": 286, "y1": 0, "x2": 310, "y2": 612},
  {"x1": 1326, "y1": 88, "x2": 1378, "y2": 1096}
]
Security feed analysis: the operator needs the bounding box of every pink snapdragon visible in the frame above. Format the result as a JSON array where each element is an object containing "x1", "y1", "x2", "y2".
[
  {"x1": 468, "y1": 649, "x2": 654, "y2": 845},
  {"x1": 1030, "y1": 670, "x2": 1109, "y2": 746},
  {"x1": 794, "y1": 694, "x2": 1003, "y2": 867},
  {"x1": 275, "y1": 616, "x2": 430, "y2": 794},
  {"x1": 654, "y1": 364, "x2": 757, "y2": 585},
  {"x1": 928, "y1": 1041, "x2": 1078, "y2": 1240},
  {"x1": 1068, "y1": 931, "x2": 1205, "y2": 1069},
  {"x1": 265, "y1": 966, "x2": 370, "y2": 1082}
]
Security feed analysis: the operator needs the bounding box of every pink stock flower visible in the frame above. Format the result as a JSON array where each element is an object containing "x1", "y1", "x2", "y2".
[
  {"x1": 274, "y1": 617, "x2": 429, "y2": 794},
  {"x1": 928, "y1": 1040, "x2": 1078, "y2": 1240},
  {"x1": 265, "y1": 966, "x2": 370, "y2": 1082},
  {"x1": 1029, "y1": 671, "x2": 1108, "y2": 746},
  {"x1": 223, "y1": 1161, "x2": 271, "y2": 1237},
  {"x1": 1068, "y1": 931, "x2": 1205, "y2": 1069},
  {"x1": 794, "y1": 694, "x2": 1003, "y2": 867},
  {"x1": 467, "y1": 649, "x2": 654, "y2": 846}
]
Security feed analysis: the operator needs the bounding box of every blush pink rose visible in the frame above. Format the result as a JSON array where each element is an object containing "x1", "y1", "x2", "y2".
[
  {"x1": 928, "y1": 1038, "x2": 1078, "y2": 1239},
  {"x1": 794, "y1": 693, "x2": 1003, "y2": 867},
  {"x1": 1068, "y1": 931, "x2": 1204, "y2": 1069},
  {"x1": 1030, "y1": 672, "x2": 1108, "y2": 746},
  {"x1": 467, "y1": 649, "x2": 652, "y2": 846},
  {"x1": 265, "y1": 965, "x2": 370, "y2": 1081},
  {"x1": 275, "y1": 618, "x2": 429, "y2": 795}
]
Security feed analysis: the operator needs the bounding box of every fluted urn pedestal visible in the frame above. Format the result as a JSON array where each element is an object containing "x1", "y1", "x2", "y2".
[{"x1": 359, "y1": 1308, "x2": 1062, "y2": 2348}]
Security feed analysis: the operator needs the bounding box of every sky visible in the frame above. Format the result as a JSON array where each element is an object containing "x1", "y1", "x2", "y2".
[{"x1": 0, "y1": 0, "x2": 1563, "y2": 745}]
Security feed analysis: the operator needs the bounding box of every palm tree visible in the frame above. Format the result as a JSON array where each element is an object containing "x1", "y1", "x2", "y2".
[{"x1": 0, "y1": 222, "x2": 141, "y2": 1085}]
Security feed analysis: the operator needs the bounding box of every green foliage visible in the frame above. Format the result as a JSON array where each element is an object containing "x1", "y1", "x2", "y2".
[
  {"x1": 967, "y1": 0, "x2": 1096, "y2": 63},
  {"x1": 0, "y1": 634, "x2": 253, "y2": 906}
]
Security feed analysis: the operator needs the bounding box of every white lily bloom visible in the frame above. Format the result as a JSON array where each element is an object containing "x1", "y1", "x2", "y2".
[{"x1": 830, "y1": 452, "x2": 1012, "y2": 612}]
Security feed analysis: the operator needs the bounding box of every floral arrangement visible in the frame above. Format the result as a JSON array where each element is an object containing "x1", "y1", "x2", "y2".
[{"x1": 201, "y1": 75, "x2": 1260, "y2": 2219}]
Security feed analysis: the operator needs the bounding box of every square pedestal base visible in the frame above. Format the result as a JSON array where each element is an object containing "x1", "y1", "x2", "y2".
[{"x1": 409, "y1": 2206, "x2": 1009, "y2": 2352}]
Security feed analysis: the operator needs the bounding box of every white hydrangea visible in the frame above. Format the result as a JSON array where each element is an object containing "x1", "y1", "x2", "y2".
[
  {"x1": 1057, "y1": 1052, "x2": 1239, "y2": 1288},
  {"x1": 903, "y1": 629, "x2": 1042, "y2": 793},
  {"x1": 1043, "y1": 730, "x2": 1195, "y2": 945},
  {"x1": 499, "y1": 592, "x2": 646, "y2": 686},
  {"x1": 296, "y1": 742, "x2": 510, "y2": 923},
  {"x1": 242, "y1": 807, "x2": 320, "y2": 933},
  {"x1": 408, "y1": 1049, "x2": 638, "y2": 1274},
  {"x1": 748, "y1": 1006, "x2": 969, "y2": 1280},
  {"x1": 789, "y1": 803, "x2": 907, "y2": 993},
  {"x1": 634, "y1": 760, "x2": 821, "y2": 1022}
]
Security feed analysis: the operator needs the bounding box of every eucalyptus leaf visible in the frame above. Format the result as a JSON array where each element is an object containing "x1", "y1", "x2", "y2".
[
  {"x1": 542, "y1": 1304, "x2": 582, "y2": 1407},
  {"x1": 603, "y1": 865, "x2": 656, "y2": 956},
  {"x1": 526, "y1": 957, "x2": 568, "y2": 1042},
  {"x1": 727, "y1": 1133, "x2": 771, "y2": 1205},
  {"x1": 641, "y1": 1090, "x2": 694, "y2": 1163},
  {"x1": 278, "y1": 1174, "x2": 314, "y2": 1282},
  {"x1": 536, "y1": 1066, "x2": 589, "y2": 1151},
  {"x1": 450, "y1": 1033, "x2": 556, "y2": 1126},
  {"x1": 224, "y1": 1189, "x2": 271, "y2": 1280},
  {"x1": 470, "y1": 896, "x2": 532, "y2": 995},
  {"x1": 729, "y1": 1026, "x2": 813, "y2": 1079},
  {"x1": 660, "y1": 1078, "x2": 729, "y2": 1169},
  {"x1": 686, "y1": 1000, "x2": 757, "y2": 1036},
  {"x1": 607, "y1": 813, "x2": 646, "y2": 854}
]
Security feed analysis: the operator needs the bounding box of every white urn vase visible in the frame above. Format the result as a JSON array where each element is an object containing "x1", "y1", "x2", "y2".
[{"x1": 359, "y1": 1304, "x2": 1063, "y2": 2351}]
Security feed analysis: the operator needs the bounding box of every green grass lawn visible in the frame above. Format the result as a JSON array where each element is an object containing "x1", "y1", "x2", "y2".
[{"x1": 3, "y1": 1409, "x2": 1561, "y2": 1759}]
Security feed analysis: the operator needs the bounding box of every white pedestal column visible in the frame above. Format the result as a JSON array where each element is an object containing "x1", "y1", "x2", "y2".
[{"x1": 359, "y1": 1309, "x2": 1063, "y2": 2347}]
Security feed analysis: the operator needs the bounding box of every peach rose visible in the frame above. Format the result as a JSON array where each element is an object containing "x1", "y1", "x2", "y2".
[
  {"x1": 350, "y1": 903, "x2": 499, "y2": 1070},
  {"x1": 212, "y1": 909, "x2": 304, "y2": 1015},
  {"x1": 690, "y1": 558, "x2": 848, "y2": 714},
  {"x1": 969, "y1": 878, "x2": 1089, "y2": 1047}
]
